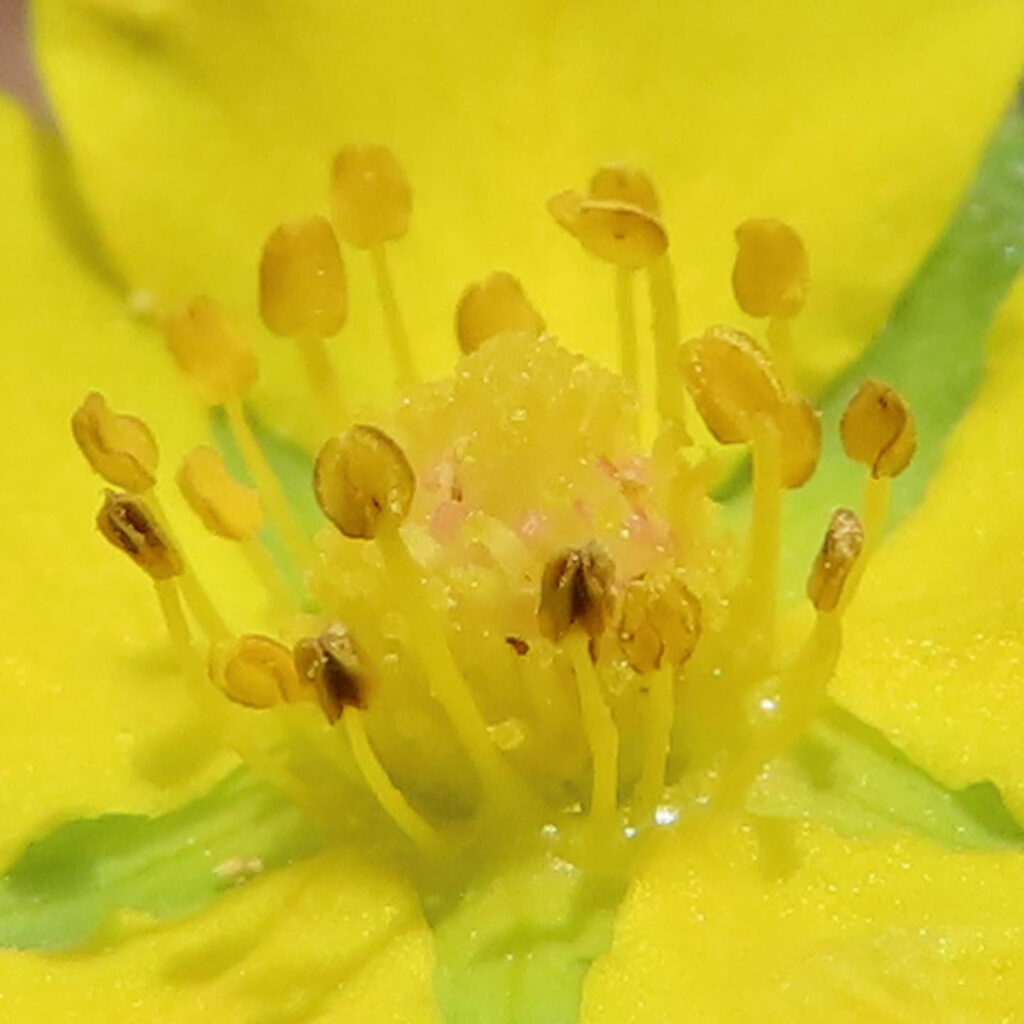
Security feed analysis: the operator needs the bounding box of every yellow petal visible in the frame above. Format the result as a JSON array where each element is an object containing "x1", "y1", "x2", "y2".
[
  {"x1": 584, "y1": 816, "x2": 1024, "y2": 1021},
  {"x1": 0, "y1": 849, "x2": 440, "y2": 1022},
  {"x1": 0, "y1": 94, "x2": 262, "y2": 858},
  {"x1": 34, "y1": 0, "x2": 1024, "y2": 439},
  {"x1": 833, "y1": 275, "x2": 1024, "y2": 820}
]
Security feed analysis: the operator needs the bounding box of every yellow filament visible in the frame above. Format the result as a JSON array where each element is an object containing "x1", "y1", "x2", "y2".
[
  {"x1": 632, "y1": 664, "x2": 674, "y2": 824},
  {"x1": 370, "y1": 246, "x2": 417, "y2": 388},
  {"x1": 567, "y1": 634, "x2": 619, "y2": 829},
  {"x1": 614, "y1": 266, "x2": 639, "y2": 393},
  {"x1": 224, "y1": 397, "x2": 315, "y2": 568},
  {"x1": 146, "y1": 490, "x2": 230, "y2": 641},
  {"x1": 646, "y1": 254, "x2": 687, "y2": 433},
  {"x1": 240, "y1": 536, "x2": 297, "y2": 617},
  {"x1": 296, "y1": 335, "x2": 348, "y2": 432},
  {"x1": 375, "y1": 527, "x2": 532, "y2": 810},
  {"x1": 839, "y1": 474, "x2": 892, "y2": 613},
  {"x1": 765, "y1": 316, "x2": 795, "y2": 389},
  {"x1": 343, "y1": 711, "x2": 441, "y2": 851},
  {"x1": 747, "y1": 418, "x2": 783, "y2": 658}
]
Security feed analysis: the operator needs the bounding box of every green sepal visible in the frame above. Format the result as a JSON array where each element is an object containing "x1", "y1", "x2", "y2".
[{"x1": 0, "y1": 768, "x2": 322, "y2": 952}]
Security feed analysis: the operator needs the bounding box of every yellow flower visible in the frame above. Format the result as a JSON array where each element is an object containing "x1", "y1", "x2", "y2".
[{"x1": 1, "y1": 0, "x2": 1024, "y2": 1020}]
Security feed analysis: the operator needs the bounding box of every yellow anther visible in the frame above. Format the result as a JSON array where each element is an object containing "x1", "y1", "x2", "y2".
[
  {"x1": 807, "y1": 508, "x2": 865, "y2": 613},
  {"x1": 732, "y1": 219, "x2": 809, "y2": 319},
  {"x1": 212, "y1": 634, "x2": 306, "y2": 710},
  {"x1": 588, "y1": 164, "x2": 661, "y2": 216},
  {"x1": 840, "y1": 379, "x2": 917, "y2": 478},
  {"x1": 70, "y1": 391, "x2": 159, "y2": 493},
  {"x1": 259, "y1": 216, "x2": 348, "y2": 341},
  {"x1": 537, "y1": 543, "x2": 617, "y2": 642},
  {"x1": 680, "y1": 325, "x2": 785, "y2": 444},
  {"x1": 548, "y1": 190, "x2": 668, "y2": 268},
  {"x1": 618, "y1": 570, "x2": 702, "y2": 674},
  {"x1": 455, "y1": 272, "x2": 546, "y2": 355},
  {"x1": 330, "y1": 144, "x2": 411, "y2": 250},
  {"x1": 163, "y1": 297, "x2": 259, "y2": 405},
  {"x1": 96, "y1": 491, "x2": 183, "y2": 580},
  {"x1": 314, "y1": 424, "x2": 415, "y2": 540},
  {"x1": 778, "y1": 395, "x2": 822, "y2": 489},
  {"x1": 177, "y1": 446, "x2": 264, "y2": 542},
  {"x1": 294, "y1": 624, "x2": 375, "y2": 723}
]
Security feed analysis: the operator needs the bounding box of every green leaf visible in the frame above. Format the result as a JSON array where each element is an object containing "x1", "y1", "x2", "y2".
[
  {"x1": 0, "y1": 768, "x2": 322, "y2": 951},
  {"x1": 431, "y1": 858, "x2": 624, "y2": 1024},
  {"x1": 752, "y1": 701, "x2": 1024, "y2": 849},
  {"x1": 728, "y1": 96, "x2": 1024, "y2": 598}
]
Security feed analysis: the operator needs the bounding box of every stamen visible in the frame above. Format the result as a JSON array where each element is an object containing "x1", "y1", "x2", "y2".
[
  {"x1": 732, "y1": 219, "x2": 809, "y2": 316},
  {"x1": 177, "y1": 446, "x2": 295, "y2": 615},
  {"x1": 538, "y1": 545, "x2": 619, "y2": 827},
  {"x1": 548, "y1": 191, "x2": 667, "y2": 269},
  {"x1": 588, "y1": 164, "x2": 661, "y2": 215},
  {"x1": 315, "y1": 427, "x2": 531, "y2": 811},
  {"x1": 618, "y1": 571, "x2": 701, "y2": 822},
  {"x1": 840, "y1": 379, "x2": 917, "y2": 479},
  {"x1": 163, "y1": 297, "x2": 259, "y2": 406},
  {"x1": 71, "y1": 392, "x2": 158, "y2": 493},
  {"x1": 330, "y1": 144, "x2": 417, "y2": 386},
  {"x1": 295, "y1": 625, "x2": 440, "y2": 850},
  {"x1": 455, "y1": 272, "x2": 545, "y2": 355},
  {"x1": 314, "y1": 425, "x2": 415, "y2": 540},
  {"x1": 259, "y1": 217, "x2": 349, "y2": 429},
  {"x1": 806, "y1": 508, "x2": 865, "y2": 614},
  {"x1": 96, "y1": 490, "x2": 183, "y2": 580}
]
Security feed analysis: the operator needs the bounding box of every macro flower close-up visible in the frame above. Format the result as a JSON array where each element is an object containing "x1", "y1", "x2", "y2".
[{"x1": 2, "y1": 1, "x2": 1024, "y2": 1021}]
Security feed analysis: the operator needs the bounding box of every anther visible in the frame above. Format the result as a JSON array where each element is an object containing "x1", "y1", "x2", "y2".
[
  {"x1": 178, "y1": 446, "x2": 263, "y2": 542},
  {"x1": 330, "y1": 144, "x2": 412, "y2": 250},
  {"x1": 680, "y1": 325, "x2": 785, "y2": 444},
  {"x1": 71, "y1": 391, "x2": 159, "y2": 493},
  {"x1": 840, "y1": 379, "x2": 917, "y2": 478},
  {"x1": 294, "y1": 624, "x2": 375, "y2": 723},
  {"x1": 618, "y1": 571, "x2": 702, "y2": 674},
  {"x1": 259, "y1": 217, "x2": 348, "y2": 341},
  {"x1": 455, "y1": 272, "x2": 546, "y2": 355},
  {"x1": 806, "y1": 508, "x2": 865, "y2": 613},
  {"x1": 732, "y1": 219, "x2": 809, "y2": 320},
  {"x1": 588, "y1": 164, "x2": 661, "y2": 216},
  {"x1": 163, "y1": 297, "x2": 259, "y2": 405},
  {"x1": 212, "y1": 634, "x2": 306, "y2": 709},
  {"x1": 537, "y1": 542, "x2": 617, "y2": 642},
  {"x1": 548, "y1": 190, "x2": 667, "y2": 269},
  {"x1": 314, "y1": 425, "x2": 415, "y2": 540},
  {"x1": 96, "y1": 491, "x2": 183, "y2": 580}
]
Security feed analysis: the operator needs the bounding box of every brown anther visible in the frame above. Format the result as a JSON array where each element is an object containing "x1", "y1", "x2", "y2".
[
  {"x1": 537, "y1": 542, "x2": 617, "y2": 642},
  {"x1": 455, "y1": 272, "x2": 546, "y2": 355},
  {"x1": 588, "y1": 164, "x2": 661, "y2": 217},
  {"x1": 618, "y1": 570, "x2": 702, "y2": 674},
  {"x1": 177, "y1": 446, "x2": 264, "y2": 542},
  {"x1": 807, "y1": 508, "x2": 865, "y2": 613},
  {"x1": 548, "y1": 190, "x2": 667, "y2": 268},
  {"x1": 732, "y1": 219, "x2": 809, "y2": 320},
  {"x1": 96, "y1": 491, "x2": 183, "y2": 580},
  {"x1": 212, "y1": 634, "x2": 306, "y2": 710},
  {"x1": 778, "y1": 395, "x2": 822, "y2": 489},
  {"x1": 840, "y1": 379, "x2": 917, "y2": 478},
  {"x1": 314, "y1": 425, "x2": 415, "y2": 540},
  {"x1": 294, "y1": 624, "x2": 375, "y2": 723},
  {"x1": 330, "y1": 144, "x2": 411, "y2": 250},
  {"x1": 71, "y1": 392, "x2": 159, "y2": 492},
  {"x1": 259, "y1": 216, "x2": 348, "y2": 340},
  {"x1": 680, "y1": 325, "x2": 785, "y2": 444},
  {"x1": 163, "y1": 297, "x2": 259, "y2": 405}
]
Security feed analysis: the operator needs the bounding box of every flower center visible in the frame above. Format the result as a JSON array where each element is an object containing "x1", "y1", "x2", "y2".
[{"x1": 71, "y1": 148, "x2": 916, "y2": 885}]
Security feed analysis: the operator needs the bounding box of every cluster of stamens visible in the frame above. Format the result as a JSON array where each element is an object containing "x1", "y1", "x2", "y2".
[{"x1": 71, "y1": 147, "x2": 917, "y2": 874}]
